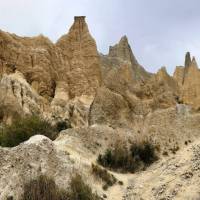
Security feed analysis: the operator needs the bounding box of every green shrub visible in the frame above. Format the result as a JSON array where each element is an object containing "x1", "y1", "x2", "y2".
[
  {"x1": 56, "y1": 120, "x2": 71, "y2": 132},
  {"x1": 68, "y1": 173, "x2": 100, "y2": 200},
  {"x1": 91, "y1": 164, "x2": 117, "y2": 190},
  {"x1": 21, "y1": 173, "x2": 100, "y2": 200},
  {"x1": 130, "y1": 140, "x2": 158, "y2": 166},
  {"x1": 0, "y1": 115, "x2": 56, "y2": 147},
  {"x1": 98, "y1": 140, "x2": 158, "y2": 173},
  {"x1": 97, "y1": 141, "x2": 136, "y2": 172},
  {"x1": 22, "y1": 175, "x2": 68, "y2": 200}
]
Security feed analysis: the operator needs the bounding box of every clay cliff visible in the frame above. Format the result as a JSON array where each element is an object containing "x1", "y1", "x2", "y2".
[
  {"x1": 0, "y1": 16, "x2": 102, "y2": 126},
  {"x1": 174, "y1": 52, "x2": 200, "y2": 109},
  {"x1": 1, "y1": 16, "x2": 195, "y2": 127}
]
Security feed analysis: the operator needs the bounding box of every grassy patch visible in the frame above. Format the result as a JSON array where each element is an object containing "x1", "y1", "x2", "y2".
[
  {"x1": 68, "y1": 173, "x2": 100, "y2": 200},
  {"x1": 55, "y1": 120, "x2": 71, "y2": 132},
  {"x1": 22, "y1": 175, "x2": 68, "y2": 200},
  {"x1": 0, "y1": 115, "x2": 57, "y2": 147},
  {"x1": 21, "y1": 173, "x2": 100, "y2": 200},
  {"x1": 98, "y1": 140, "x2": 158, "y2": 173},
  {"x1": 91, "y1": 163, "x2": 117, "y2": 190}
]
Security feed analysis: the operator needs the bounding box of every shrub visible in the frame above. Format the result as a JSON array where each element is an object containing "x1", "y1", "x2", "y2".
[
  {"x1": 91, "y1": 164, "x2": 117, "y2": 190},
  {"x1": 97, "y1": 141, "x2": 136, "y2": 172},
  {"x1": 22, "y1": 175, "x2": 68, "y2": 200},
  {"x1": 55, "y1": 120, "x2": 71, "y2": 132},
  {"x1": 21, "y1": 174, "x2": 100, "y2": 200},
  {"x1": 130, "y1": 140, "x2": 158, "y2": 166},
  {"x1": 0, "y1": 115, "x2": 56, "y2": 147},
  {"x1": 68, "y1": 173, "x2": 100, "y2": 200},
  {"x1": 98, "y1": 139, "x2": 158, "y2": 173}
]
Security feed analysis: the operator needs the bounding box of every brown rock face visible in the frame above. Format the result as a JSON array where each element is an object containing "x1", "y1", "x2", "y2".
[
  {"x1": 0, "y1": 31, "x2": 63, "y2": 99},
  {"x1": 173, "y1": 53, "x2": 200, "y2": 109},
  {"x1": 101, "y1": 36, "x2": 151, "y2": 83},
  {"x1": 0, "y1": 17, "x2": 102, "y2": 126},
  {"x1": 185, "y1": 52, "x2": 192, "y2": 68},
  {"x1": 56, "y1": 16, "x2": 102, "y2": 98},
  {"x1": 0, "y1": 16, "x2": 101, "y2": 100}
]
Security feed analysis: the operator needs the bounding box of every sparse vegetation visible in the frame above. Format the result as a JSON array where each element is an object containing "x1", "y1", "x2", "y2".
[
  {"x1": 98, "y1": 139, "x2": 158, "y2": 173},
  {"x1": 91, "y1": 163, "x2": 117, "y2": 190},
  {"x1": 21, "y1": 173, "x2": 100, "y2": 200},
  {"x1": 118, "y1": 181, "x2": 123, "y2": 185},
  {"x1": 68, "y1": 173, "x2": 100, "y2": 200},
  {"x1": 163, "y1": 151, "x2": 169, "y2": 156},
  {"x1": 169, "y1": 145, "x2": 180, "y2": 154},
  {"x1": 22, "y1": 175, "x2": 68, "y2": 200},
  {"x1": 130, "y1": 140, "x2": 158, "y2": 166},
  {"x1": 55, "y1": 120, "x2": 71, "y2": 132},
  {"x1": 0, "y1": 115, "x2": 57, "y2": 147}
]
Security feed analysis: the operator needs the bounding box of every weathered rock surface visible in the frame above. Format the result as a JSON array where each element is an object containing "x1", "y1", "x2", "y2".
[
  {"x1": 174, "y1": 52, "x2": 200, "y2": 109},
  {"x1": 89, "y1": 87, "x2": 133, "y2": 128},
  {"x1": 56, "y1": 16, "x2": 102, "y2": 98},
  {"x1": 0, "y1": 30, "x2": 62, "y2": 99},
  {"x1": 101, "y1": 36, "x2": 151, "y2": 83},
  {"x1": 0, "y1": 16, "x2": 102, "y2": 126},
  {"x1": 0, "y1": 17, "x2": 101, "y2": 100},
  {"x1": 0, "y1": 71, "x2": 46, "y2": 124},
  {"x1": 0, "y1": 135, "x2": 74, "y2": 200}
]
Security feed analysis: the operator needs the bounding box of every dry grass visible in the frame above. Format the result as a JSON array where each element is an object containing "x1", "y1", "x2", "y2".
[
  {"x1": 91, "y1": 163, "x2": 117, "y2": 190},
  {"x1": 0, "y1": 115, "x2": 57, "y2": 147},
  {"x1": 21, "y1": 173, "x2": 100, "y2": 200},
  {"x1": 98, "y1": 139, "x2": 158, "y2": 173},
  {"x1": 68, "y1": 173, "x2": 100, "y2": 200},
  {"x1": 22, "y1": 175, "x2": 68, "y2": 200}
]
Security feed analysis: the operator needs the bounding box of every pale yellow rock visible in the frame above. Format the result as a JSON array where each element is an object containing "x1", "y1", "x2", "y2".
[
  {"x1": 0, "y1": 71, "x2": 45, "y2": 124},
  {"x1": 56, "y1": 16, "x2": 102, "y2": 98},
  {"x1": 173, "y1": 53, "x2": 200, "y2": 109}
]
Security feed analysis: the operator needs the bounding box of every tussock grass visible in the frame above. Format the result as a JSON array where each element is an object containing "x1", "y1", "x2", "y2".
[
  {"x1": 92, "y1": 163, "x2": 117, "y2": 190},
  {"x1": 21, "y1": 173, "x2": 100, "y2": 200},
  {"x1": 0, "y1": 115, "x2": 56, "y2": 147},
  {"x1": 98, "y1": 139, "x2": 158, "y2": 173}
]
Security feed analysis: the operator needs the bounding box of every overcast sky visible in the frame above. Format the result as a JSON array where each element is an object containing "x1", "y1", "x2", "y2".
[{"x1": 0, "y1": 0, "x2": 199, "y2": 74}]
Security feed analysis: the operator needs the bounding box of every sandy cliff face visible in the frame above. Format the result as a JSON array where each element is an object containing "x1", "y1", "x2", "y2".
[
  {"x1": 0, "y1": 31, "x2": 63, "y2": 99},
  {"x1": 174, "y1": 52, "x2": 200, "y2": 109},
  {"x1": 0, "y1": 17, "x2": 101, "y2": 100},
  {"x1": 56, "y1": 16, "x2": 102, "y2": 98},
  {"x1": 1, "y1": 16, "x2": 199, "y2": 128},
  {"x1": 0, "y1": 17, "x2": 102, "y2": 126},
  {"x1": 101, "y1": 36, "x2": 151, "y2": 82}
]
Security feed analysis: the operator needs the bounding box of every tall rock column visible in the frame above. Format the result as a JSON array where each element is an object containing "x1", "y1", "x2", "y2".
[
  {"x1": 56, "y1": 16, "x2": 102, "y2": 98},
  {"x1": 174, "y1": 53, "x2": 200, "y2": 109}
]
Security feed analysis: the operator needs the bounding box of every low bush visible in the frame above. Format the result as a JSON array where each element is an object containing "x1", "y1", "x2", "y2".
[
  {"x1": 68, "y1": 173, "x2": 100, "y2": 200},
  {"x1": 55, "y1": 120, "x2": 71, "y2": 132},
  {"x1": 98, "y1": 139, "x2": 158, "y2": 173},
  {"x1": 21, "y1": 173, "x2": 100, "y2": 200},
  {"x1": 130, "y1": 140, "x2": 158, "y2": 166},
  {"x1": 91, "y1": 164, "x2": 117, "y2": 190},
  {"x1": 0, "y1": 115, "x2": 57, "y2": 147},
  {"x1": 22, "y1": 175, "x2": 68, "y2": 200}
]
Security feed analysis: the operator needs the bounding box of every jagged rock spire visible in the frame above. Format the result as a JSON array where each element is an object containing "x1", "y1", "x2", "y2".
[
  {"x1": 56, "y1": 16, "x2": 102, "y2": 97},
  {"x1": 185, "y1": 52, "x2": 192, "y2": 68},
  {"x1": 108, "y1": 35, "x2": 138, "y2": 64},
  {"x1": 191, "y1": 56, "x2": 198, "y2": 68},
  {"x1": 102, "y1": 35, "x2": 151, "y2": 81}
]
